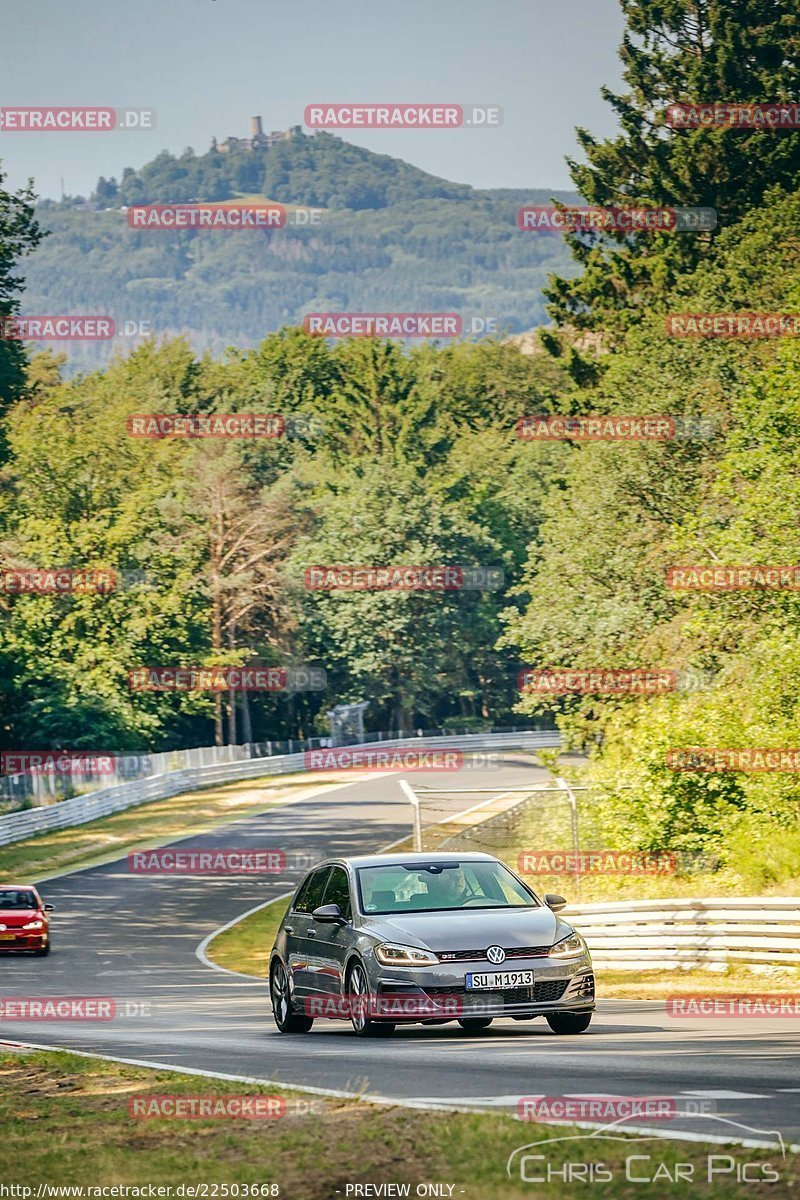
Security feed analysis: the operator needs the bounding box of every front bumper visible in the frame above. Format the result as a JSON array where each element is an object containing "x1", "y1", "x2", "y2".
[
  {"x1": 0, "y1": 931, "x2": 47, "y2": 950},
  {"x1": 369, "y1": 950, "x2": 595, "y2": 1021}
]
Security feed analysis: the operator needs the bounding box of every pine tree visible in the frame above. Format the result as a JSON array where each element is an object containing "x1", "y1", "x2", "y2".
[
  {"x1": 0, "y1": 166, "x2": 46, "y2": 417},
  {"x1": 547, "y1": 0, "x2": 800, "y2": 333}
]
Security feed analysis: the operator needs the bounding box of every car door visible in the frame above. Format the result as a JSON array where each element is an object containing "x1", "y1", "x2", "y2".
[
  {"x1": 285, "y1": 866, "x2": 331, "y2": 999},
  {"x1": 312, "y1": 865, "x2": 354, "y2": 998}
]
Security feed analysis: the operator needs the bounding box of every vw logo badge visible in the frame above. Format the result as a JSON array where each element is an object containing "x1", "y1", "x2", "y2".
[{"x1": 486, "y1": 945, "x2": 506, "y2": 964}]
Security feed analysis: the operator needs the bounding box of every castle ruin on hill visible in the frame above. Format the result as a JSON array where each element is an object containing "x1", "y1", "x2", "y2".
[{"x1": 210, "y1": 116, "x2": 303, "y2": 154}]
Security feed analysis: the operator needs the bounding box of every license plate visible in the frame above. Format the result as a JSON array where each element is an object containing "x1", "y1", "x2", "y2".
[
  {"x1": 0, "y1": 933, "x2": 17, "y2": 941},
  {"x1": 465, "y1": 970, "x2": 534, "y2": 990}
]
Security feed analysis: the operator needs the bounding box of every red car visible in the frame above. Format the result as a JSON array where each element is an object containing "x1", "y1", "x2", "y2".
[{"x1": 0, "y1": 886, "x2": 54, "y2": 955}]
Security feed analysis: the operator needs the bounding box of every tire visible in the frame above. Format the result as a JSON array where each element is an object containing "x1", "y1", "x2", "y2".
[
  {"x1": 458, "y1": 1018, "x2": 493, "y2": 1032},
  {"x1": 346, "y1": 960, "x2": 395, "y2": 1037},
  {"x1": 35, "y1": 940, "x2": 50, "y2": 957},
  {"x1": 546, "y1": 1011, "x2": 592, "y2": 1034},
  {"x1": 270, "y1": 960, "x2": 313, "y2": 1034}
]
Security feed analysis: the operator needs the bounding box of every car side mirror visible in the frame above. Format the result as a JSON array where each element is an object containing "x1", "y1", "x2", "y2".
[
  {"x1": 312, "y1": 903, "x2": 346, "y2": 925},
  {"x1": 544, "y1": 893, "x2": 567, "y2": 913},
  {"x1": 43, "y1": 904, "x2": 55, "y2": 912}
]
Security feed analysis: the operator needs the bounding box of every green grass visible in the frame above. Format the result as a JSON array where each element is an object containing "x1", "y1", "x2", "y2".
[
  {"x1": 596, "y1": 964, "x2": 800, "y2": 999},
  {"x1": 0, "y1": 775, "x2": 344, "y2": 882},
  {"x1": 0, "y1": 1050, "x2": 794, "y2": 1197},
  {"x1": 206, "y1": 895, "x2": 290, "y2": 976}
]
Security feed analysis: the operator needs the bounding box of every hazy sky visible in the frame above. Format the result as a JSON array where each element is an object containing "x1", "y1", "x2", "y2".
[{"x1": 2, "y1": 0, "x2": 625, "y2": 200}]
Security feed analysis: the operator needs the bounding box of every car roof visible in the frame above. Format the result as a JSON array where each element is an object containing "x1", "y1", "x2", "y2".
[
  {"x1": 317, "y1": 852, "x2": 499, "y2": 869},
  {"x1": 0, "y1": 883, "x2": 39, "y2": 890}
]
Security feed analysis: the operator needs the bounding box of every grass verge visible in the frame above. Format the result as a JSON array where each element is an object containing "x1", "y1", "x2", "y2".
[
  {"x1": 0, "y1": 1050, "x2": 795, "y2": 1198},
  {"x1": 595, "y1": 964, "x2": 800, "y2": 999},
  {"x1": 205, "y1": 895, "x2": 290, "y2": 976}
]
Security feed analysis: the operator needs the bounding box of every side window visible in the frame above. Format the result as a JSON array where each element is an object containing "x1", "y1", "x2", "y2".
[
  {"x1": 292, "y1": 867, "x2": 331, "y2": 914},
  {"x1": 322, "y1": 866, "x2": 352, "y2": 919}
]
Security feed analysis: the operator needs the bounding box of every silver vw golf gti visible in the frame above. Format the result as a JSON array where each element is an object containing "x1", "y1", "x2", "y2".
[{"x1": 269, "y1": 852, "x2": 594, "y2": 1037}]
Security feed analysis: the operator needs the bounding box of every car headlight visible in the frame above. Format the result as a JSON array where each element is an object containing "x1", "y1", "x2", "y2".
[
  {"x1": 23, "y1": 919, "x2": 44, "y2": 930},
  {"x1": 549, "y1": 932, "x2": 586, "y2": 958},
  {"x1": 374, "y1": 943, "x2": 438, "y2": 967}
]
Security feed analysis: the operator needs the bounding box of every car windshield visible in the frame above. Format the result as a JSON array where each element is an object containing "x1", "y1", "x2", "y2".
[
  {"x1": 0, "y1": 889, "x2": 37, "y2": 910},
  {"x1": 356, "y1": 861, "x2": 538, "y2": 914}
]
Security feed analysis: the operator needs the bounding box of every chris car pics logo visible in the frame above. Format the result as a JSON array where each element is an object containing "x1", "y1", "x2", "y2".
[{"x1": 507, "y1": 1113, "x2": 786, "y2": 1185}]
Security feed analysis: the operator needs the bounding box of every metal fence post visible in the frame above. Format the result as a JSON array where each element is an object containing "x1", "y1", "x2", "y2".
[
  {"x1": 399, "y1": 779, "x2": 422, "y2": 851},
  {"x1": 556, "y1": 776, "x2": 581, "y2": 901}
]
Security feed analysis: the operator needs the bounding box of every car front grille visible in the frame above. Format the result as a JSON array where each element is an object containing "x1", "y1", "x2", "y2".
[
  {"x1": 435, "y1": 945, "x2": 551, "y2": 962},
  {"x1": 425, "y1": 979, "x2": 568, "y2": 1005}
]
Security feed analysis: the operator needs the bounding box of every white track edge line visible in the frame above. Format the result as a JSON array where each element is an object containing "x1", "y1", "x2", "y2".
[{"x1": 0, "y1": 1038, "x2": 795, "y2": 1153}]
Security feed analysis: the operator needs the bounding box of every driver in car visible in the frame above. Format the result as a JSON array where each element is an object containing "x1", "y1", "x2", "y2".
[{"x1": 429, "y1": 866, "x2": 472, "y2": 907}]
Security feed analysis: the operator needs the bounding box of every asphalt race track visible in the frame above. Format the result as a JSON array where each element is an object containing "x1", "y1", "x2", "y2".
[{"x1": 1, "y1": 755, "x2": 798, "y2": 1152}]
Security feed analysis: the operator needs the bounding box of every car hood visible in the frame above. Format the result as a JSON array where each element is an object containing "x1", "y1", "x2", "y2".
[
  {"x1": 361, "y1": 905, "x2": 566, "y2": 951},
  {"x1": 0, "y1": 908, "x2": 40, "y2": 926}
]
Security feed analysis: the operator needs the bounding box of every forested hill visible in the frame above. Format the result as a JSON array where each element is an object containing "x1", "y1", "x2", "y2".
[
  {"x1": 23, "y1": 131, "x2": 579, "y2": 372},
  {"x1": 104, "y1": 130, "x2": 477, "y2": 209}
]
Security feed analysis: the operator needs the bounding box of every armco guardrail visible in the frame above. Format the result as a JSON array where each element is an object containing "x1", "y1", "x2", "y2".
[
  {"x1": 569, "y1": 897, "x2": 800, "y2": 970},
  {"x1": 0, "y1": 739, "x2": 320, "y2": 807},
  {"x1": 0, "y1": 730, "x2": 560, "y2": 848},
  {"x1": 0, "y1": 725, "x2": 549, "y2": 806}
]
